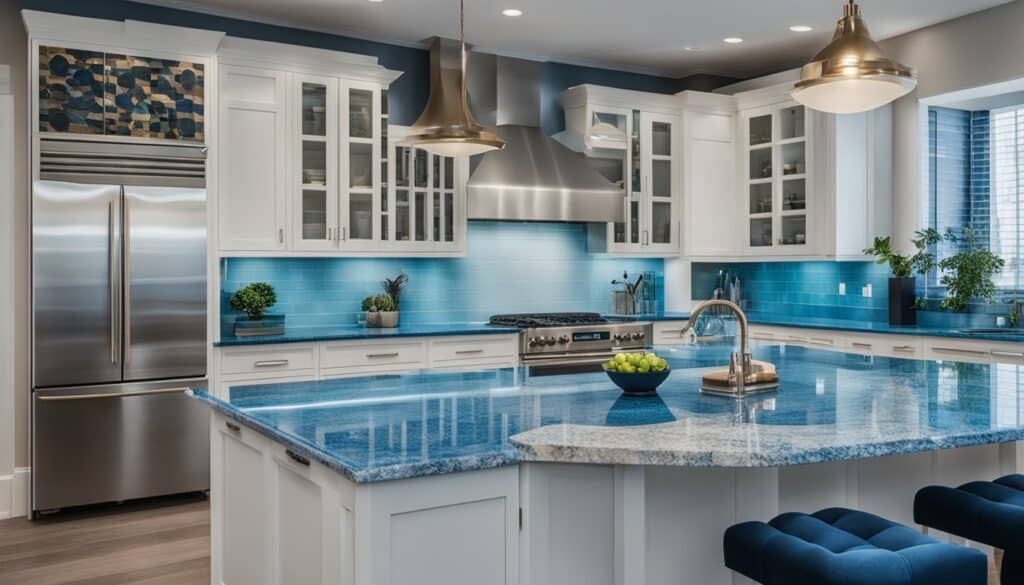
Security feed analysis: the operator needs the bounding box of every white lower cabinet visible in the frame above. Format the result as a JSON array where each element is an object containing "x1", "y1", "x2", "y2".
[
  {"x1": 212, "y1": 412, "x2": 518, "y2": 585},
  {"x1": 845, "y1": 334, "x2": 923, "y2": 359},
  {"x1": 214, "y1": 334, "x2": 519, "y2": 396}
]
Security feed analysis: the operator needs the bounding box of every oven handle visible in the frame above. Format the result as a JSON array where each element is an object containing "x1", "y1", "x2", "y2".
[{"x1": 522, "y1": 352, "x2": 622, "y2": 368}]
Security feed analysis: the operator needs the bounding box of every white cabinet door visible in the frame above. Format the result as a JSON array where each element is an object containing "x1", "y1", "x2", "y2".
[
  {"x1": 641, "y1": 111, "x2": 680, "y2": 255},
  {"x1": 339, "y1": 81, "x2": 383, "y2": 252},
  {"x1": 219, "y1": 65, "x2": 289, "y2": 252},
  {"x1": 292, "y1": 74, "x2": 340, "y2": 251},
  {"x1": 685, "y1": 110, "x2": 736, "y2": 257}
]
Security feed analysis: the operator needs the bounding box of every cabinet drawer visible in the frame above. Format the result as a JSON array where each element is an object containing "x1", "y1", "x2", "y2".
[
  {"x1": 428, "y1": 335, "x2": 518, "y2": 367},
  {"x1": 749, "y1": 326, "x2": 840, "y2": 350},
  {"x1": 320, "y1": 338, "x2": 428, "y2": 374},
  {"x1": 220, "y1": 344, "x2": 316, "y2": 376},
  {"x1": 924, "y1": 338, "x2": 993, "y2": 364},
  {"x1": 990, "y1": 343, "x2": 1024, "y2": 364},
  {"x1": 652, "y1": 321, "x2": 692, "y2": 345},
  {"x1": 846, "y1": 335, "x2": 922, "y2": 359}
]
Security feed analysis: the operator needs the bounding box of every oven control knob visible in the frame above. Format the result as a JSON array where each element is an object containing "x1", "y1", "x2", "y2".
[
  {"x1": 546, "y1": 337, "x2": 557, "y2": 346},
  {"x1": 558, "y1": 335, "x2": 570, "y2": 345},
  {"x1": 631, "y1": 332, "x2": 643, "y2": 341},
  {"x1": 528, "y1": 337, "x2": 540, "y2": 347}
]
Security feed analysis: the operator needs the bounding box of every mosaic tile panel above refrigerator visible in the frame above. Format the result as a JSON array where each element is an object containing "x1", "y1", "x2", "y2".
[
  {"x1": 692, "y1": 261, "x2": 891, "y2": 322},
  {"x1": 221, "y1": 221, "x2": 664, "y2": 331}
]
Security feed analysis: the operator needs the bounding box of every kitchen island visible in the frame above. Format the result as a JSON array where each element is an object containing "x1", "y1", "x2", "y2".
[{"x1": 193, "y1": 344, "x2": 1024, "y2": 585}]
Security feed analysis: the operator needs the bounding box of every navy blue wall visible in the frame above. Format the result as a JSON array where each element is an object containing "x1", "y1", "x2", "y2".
[{"x1": 20, "y1": 0, "x2": 730, "y2": 131}]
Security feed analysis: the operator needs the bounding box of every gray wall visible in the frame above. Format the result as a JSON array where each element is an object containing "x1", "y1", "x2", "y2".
[
  {"x1": 880, "y1": 0, "x2": 1024, "y2": 252},
  {"x1": 0, "y1": 0, "x2": 28, "y2": 469}
]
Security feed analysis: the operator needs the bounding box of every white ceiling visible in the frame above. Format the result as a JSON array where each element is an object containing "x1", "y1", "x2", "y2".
[{"x1": 140, "y1": 0, "x2": 1012, "y2": 78}]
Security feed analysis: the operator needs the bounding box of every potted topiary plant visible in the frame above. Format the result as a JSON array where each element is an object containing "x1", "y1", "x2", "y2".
[
  {"x1": 863, "y1": 229, "x2": 941, "y2": 326},
  {"x1": 362, "y1": 273, "x2": 408, "y2": 328},
  {"x1": 229, "y1": 282, "x2": 283, "y2": 336}
]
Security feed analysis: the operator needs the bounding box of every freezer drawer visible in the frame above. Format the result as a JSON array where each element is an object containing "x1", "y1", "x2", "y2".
[{"x1": 32, "y1": 380, "x2": 209, "y2": 512}]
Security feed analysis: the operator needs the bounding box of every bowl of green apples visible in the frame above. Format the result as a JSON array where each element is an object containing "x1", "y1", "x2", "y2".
[{"x1": 602, "y1": 351, "x2": 671, "y2": 395}]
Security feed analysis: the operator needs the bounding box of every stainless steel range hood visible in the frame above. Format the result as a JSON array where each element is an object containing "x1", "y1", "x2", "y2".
[{"x1": 464, "y1": 52, "x2": 624, "y2": 223}]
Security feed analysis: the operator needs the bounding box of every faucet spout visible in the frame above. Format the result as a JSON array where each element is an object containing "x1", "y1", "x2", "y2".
[{"x1": 682, "y1": 300, "x2": 778, "y2": 397}]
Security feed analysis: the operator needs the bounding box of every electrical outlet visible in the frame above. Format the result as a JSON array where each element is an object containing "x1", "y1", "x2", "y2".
[
  {"x1": 838, "y1": 282, "x2": 846, "y2": 296},
  {"x1": 862, "y1": 284, "x2": 873, "y2": 298}
]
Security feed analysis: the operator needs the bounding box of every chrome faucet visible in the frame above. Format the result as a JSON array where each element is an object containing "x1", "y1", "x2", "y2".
[{"x1": 678, "y1": 300, "x2": 778, "y2": 397}]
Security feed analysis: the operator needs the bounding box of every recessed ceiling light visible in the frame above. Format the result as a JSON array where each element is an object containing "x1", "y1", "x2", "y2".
[
  {"x1": 367, "y1": 0, "x2": 383, "y2": 3},
  {"x1": 789, "y1": 25, "x2": 813, "y2": 32},
  {"x1": 683, "y1": 46, "x2": 701, "y2": 52},
  {"x1": 723, "y1": 37, "x2": 744, "y2": 44},
  {"x1": 502, "y1": 8, "x2": 523, "y2": 16}
]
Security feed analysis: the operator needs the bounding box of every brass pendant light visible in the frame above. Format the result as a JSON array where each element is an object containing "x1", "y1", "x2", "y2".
[
  {"x1": 404, "y1": 0, "x2": 504, "y2": 156},
  {"x1": 792, "y1": 1, "x2": 916, "y2": 114}
]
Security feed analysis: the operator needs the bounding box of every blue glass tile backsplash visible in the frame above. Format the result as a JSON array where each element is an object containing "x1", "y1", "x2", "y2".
[
  {"x1": 222, "y1": 222, "x2": 664, "y2": 331},
  {"x1": 692, "y1": 261, "x2": 891, "y2": 322}
]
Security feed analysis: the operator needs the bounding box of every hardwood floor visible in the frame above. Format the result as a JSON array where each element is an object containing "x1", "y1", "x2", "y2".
[
  {"x1": 0, "y1": 494, "x2": 209, "y2": 585},
  {"x1": 0, "y1": 492, "x2": 1003, "y2": 584}
]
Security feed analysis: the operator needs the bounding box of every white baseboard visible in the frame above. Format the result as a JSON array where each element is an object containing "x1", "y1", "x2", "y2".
[{"x1": 0, "y1": 467, "x2": 30, "y2": 519}]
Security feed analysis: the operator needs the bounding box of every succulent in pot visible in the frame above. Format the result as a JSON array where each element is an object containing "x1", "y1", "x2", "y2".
[{"x1": 362, "y1": 283, "x2": 403, "y2": 328}]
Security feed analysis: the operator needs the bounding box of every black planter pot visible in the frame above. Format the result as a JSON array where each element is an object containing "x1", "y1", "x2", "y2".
[{"x1": 888, "y1": 277, "x2": 917, "y2": 326}]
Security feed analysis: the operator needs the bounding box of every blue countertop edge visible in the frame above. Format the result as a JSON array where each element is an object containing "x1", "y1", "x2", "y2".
[
  {"x1": 614, "y1": 312, "x2": 1024, "y2": 343},
  {"x1": 215, "y1": 323, "x2": 521, "y2": 347}
]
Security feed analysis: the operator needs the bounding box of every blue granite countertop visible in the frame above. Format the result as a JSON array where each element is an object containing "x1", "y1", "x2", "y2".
[
  {"x1": 613, "y1": 312, "x2": 1024, "y2": 342},
  {"x1": 215, "y1": 322, "x2": 520, "y2": 347},
  {"x1": 190, "y1": 343, "x2": 1024, "y2": 483}
]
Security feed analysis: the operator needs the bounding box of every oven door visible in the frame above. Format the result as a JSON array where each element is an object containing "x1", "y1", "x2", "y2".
[{"x1": 522, "y1": 351, "x2": 621, "y2": 376}]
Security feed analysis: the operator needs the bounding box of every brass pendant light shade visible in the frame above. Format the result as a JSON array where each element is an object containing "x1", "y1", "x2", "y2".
[
  {"x1": 792, "y1": 1, "x2": 916, "y2": 114},
  {"x1": 404, "y1": 0, "x2": 505, "y2": 156}
]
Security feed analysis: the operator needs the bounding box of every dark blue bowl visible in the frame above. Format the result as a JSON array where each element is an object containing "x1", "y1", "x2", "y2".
[{"x1": 606, "y1": 369, "x2": 671, "y2": 396}]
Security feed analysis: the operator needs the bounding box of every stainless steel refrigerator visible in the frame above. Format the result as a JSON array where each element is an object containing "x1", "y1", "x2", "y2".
[{"x1": 32, "y1": 139, "x2": 209, "y2": 514}]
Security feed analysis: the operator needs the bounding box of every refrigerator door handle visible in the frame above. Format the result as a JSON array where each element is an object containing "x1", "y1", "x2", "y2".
[
  {"x1": 108, "y1": 200, "x2": 119, "y2": 364},
  {"x1": 121, "y1": 190, "x2": 131, "y2": 367},
  {"x1": 36, "y1": 386, "x2": 191, "y2": 401}
]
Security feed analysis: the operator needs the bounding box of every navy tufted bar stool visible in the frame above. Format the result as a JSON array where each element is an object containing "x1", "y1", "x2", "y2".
[
  {"x1": 724, "y1": 507, "x2": 987, "y2": 585},
  {"x1": 915, "y1": 474, "x2": 1024, "y2": 585}
]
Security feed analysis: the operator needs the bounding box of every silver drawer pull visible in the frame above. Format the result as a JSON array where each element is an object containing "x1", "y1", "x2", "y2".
[
  {"x1": 254, "y1": 360, "x2": 290, "y2": 368},
  {"x1": 809, "y1": 338, "x2": 834, "y2": 346},
  {"x1": 892, "y1": 345, "x2": 916, "y2": 352},
  {"x1": 286, "y1": 449, "x2": 310, "y2": 467},
  {"x1": 455, "y1": 349, "x2": 485, "y2": 355},
  {"x1": 851, "y1": 342, "x2": 872, "y2": 349},
  {"x1": 367, "y1": 352, "x2": 400, "y2": 359},
  {"x1": 932, "y1": 346, "x2": 989, "y2": 356},
  {"x1": 225, "y1": 421, "x2": 241, "y2": 433},
  {"x1": 991, "y1": 350, "x2": 1024, "y2": 359}
]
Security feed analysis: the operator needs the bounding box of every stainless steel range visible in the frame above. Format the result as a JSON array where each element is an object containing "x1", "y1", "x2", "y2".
[{"x1": 489, "y1": 313, "x2": 652, "y2": 374}]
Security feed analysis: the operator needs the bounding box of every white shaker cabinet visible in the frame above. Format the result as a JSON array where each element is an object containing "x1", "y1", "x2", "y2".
[
  {"x1": 681, "y1": 91, "x2": 738, "y2": 258},
  {"x1": 218, "y1": 65, "x2": 290, "y2": 252}
]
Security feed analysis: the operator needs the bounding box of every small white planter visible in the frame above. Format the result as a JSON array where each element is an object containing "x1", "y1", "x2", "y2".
[{"x1": 365, "y1": 311, "x2": 399, "y2": 328}]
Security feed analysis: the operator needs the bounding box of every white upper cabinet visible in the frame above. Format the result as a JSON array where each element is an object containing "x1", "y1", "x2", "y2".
[
  {"x1": 707, "y1": 80, "x2": 894, "y2": 261},
  {"x1": 216, "y1": 37, "x2": 470, "y2": 258},
  {"x1": 681, "y1": 91, "x2": 738, "y2": 258},
  {"x1": 558, "y1": 85, "x2": 683, "y2": 257},
  {"x1": 218, "y1": 65, "x2": 290, "y2": 252}
]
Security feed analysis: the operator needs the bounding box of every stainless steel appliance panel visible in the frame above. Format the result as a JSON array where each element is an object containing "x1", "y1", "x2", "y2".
[
  {"x1": 32, "y1": 379, "x2": 209, "y2": 511},
  {"x1": 122, "y1": 186, "x2": 207, "y2": 381},
  {"x1": 33, "y1": 181, "x2": 122, "y2": 388}
]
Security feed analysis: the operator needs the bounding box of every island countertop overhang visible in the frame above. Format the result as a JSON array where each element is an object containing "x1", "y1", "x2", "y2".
[{"x1": 191, "y1": 344, "x2": 1024, "y2": 483}]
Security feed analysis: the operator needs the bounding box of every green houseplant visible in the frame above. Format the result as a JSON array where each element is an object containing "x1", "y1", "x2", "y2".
[
  {"x1": 863, "y1": 229, "x2": 941, "y2": 325},
  {"x1": 936, "y1": 228, "x2": 1004, "y2": 312},
  {"x1": 229, "y1": 282, "x2": 277, "y2": 320},
  {"x1": 229, "y1": 282, "x2": 283, "y2": 336},
  {"x1": 362, "y1": 274, "x2": 407, "y2": 328}
]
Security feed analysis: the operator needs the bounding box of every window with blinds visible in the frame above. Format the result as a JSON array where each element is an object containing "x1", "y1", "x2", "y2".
[{"x1": 989, "y1": 106, "x2": 1024, "y2": 290}]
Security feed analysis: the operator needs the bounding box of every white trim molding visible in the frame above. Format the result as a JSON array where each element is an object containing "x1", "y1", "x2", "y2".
[
  {"x1": 22, "y1": 10, "x2": 226, "y2": 57},
  {"x1": 217, "y1": 36, "x2": 403, "y2": 85},
  {"x1": 0, "y1": 65, "x2": 18, "y2": 519}
]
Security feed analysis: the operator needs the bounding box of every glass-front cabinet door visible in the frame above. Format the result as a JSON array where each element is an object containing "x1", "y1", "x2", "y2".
[
  {"x1": 386, "y1": 137, "x2": 462, "y2": 253},
  {"x1": 641, "y1": 112, "x2": 679, "y2": 253},
  {"x1": 594, "y1": 108, "x2": 679, "y2": 256},
  {"x1": 292, "y1": 75, "x2": 338, "y2": 250},
  {"x1": 339, "y1": 81, "x2": 383, "y2": 251},
  {"x1": 743, "y1": 102, "x2": 811, "y2": 254}
]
